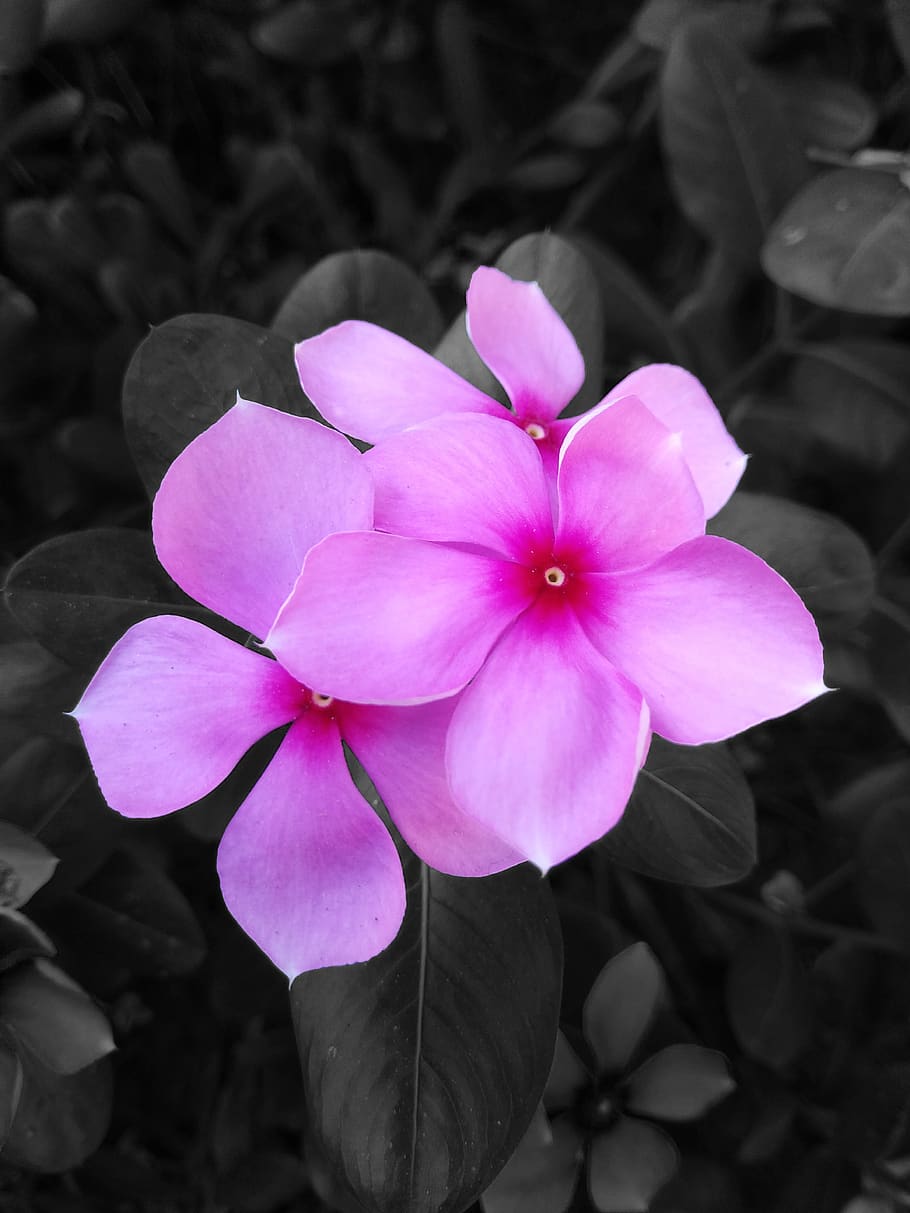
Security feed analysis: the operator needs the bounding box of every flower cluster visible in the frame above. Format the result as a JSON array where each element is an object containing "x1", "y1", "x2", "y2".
[{"x1": 73, "y1": 267, "x2": 827, "y2": 978}]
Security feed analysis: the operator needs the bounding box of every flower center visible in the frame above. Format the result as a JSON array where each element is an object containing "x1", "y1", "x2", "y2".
[
  {"x1": 525, "y1": 421, "x2": 547, "y2": 441},
  {"x1": 544, "y1": 565, "x2": 566, "y2": 587},
  {"x1": 311, "y1": 691, "x2": 334, "y2": 709}
]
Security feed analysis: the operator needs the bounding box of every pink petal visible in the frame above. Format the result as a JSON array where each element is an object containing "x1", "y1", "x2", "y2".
[
  {"x1": 268, "y1": 532, "x2": 533, "y2": 704},
  {"x1": 71, "y1": 616, "x2": 301, "y2": 817},
  {"x1": 556, "y1": 396, "x2": 705, "y2": 572},
  {"x1": 153, "y1": 399, "x2": 373, "y2": 641},
  {"x1": 601, "y1": 364, "x2": 747, "y2": 518},
  {"x1": 580, "y1": 536, "x2": 828, "y2": 744},
  {"x1": 365, "y1": 414, "x2": 553, "y2": 558},
  {"x1": 294, "y1": 321, "x2": 503, "y2": 444},
  {"x1": 446, "y1": 602, "x2": 649, "y2": 872},
  {"x1": 466, "y1": 267, "x2": 585, "y2": 424},
  {"x1": 217, "y1": 712, "x2": 406, "y2": 978},
  {"x1": 339, "y1": 699, "x2": 524, "y2": 877}
]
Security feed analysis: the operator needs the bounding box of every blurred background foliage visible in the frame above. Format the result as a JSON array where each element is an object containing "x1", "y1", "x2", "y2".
[{"x1": 4, "y1": 0, "x2": 910, "y2": 1211}]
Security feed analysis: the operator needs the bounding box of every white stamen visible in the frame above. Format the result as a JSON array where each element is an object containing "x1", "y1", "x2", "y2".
[
  {"x1": 312, "y1": 691, "x2": 334, "y2": 709},
  {"x1": 544, "y1": 566, "x2": 566, "y2": 587},
  {"x1": 525, "y1": 422, "x2": 547, "y2": 441}
]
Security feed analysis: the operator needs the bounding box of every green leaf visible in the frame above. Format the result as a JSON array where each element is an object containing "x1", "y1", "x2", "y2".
[
  {"x1": 1, "y1": 1049, "x2": 111, "y2": 1172},
  {"x1": 122, "y1": 141, "x2": 197, "y2": 247},
  {"x1": 250, "y1": 0, "x2": 378, "y2": 67},
  {"x1": 583, "y1": 943, "x2": 665, "y2": 1077},
  {"x1": 659, "y1": 16, "x2": 809, "y2": 263},
  {"x1": 786, "y1": 339, "x2": 910, "y2": 468},
  {"x1": 0, "y1": 908, "x2": 56, "y2": 973},
  {"x1": 762, "y1": 169, "x2": 910, "y2": 315},
  {"x1": 625, "y1": 1044, "x2": 735, "y2": 1122},
  {"x1": 0, "y1": 959, "x2": 114, "y2": 1074},
  {"x1": 868, "y1": 594, "x2": 910, "y2": 743},
  {"x1": 271, "y1": 249, "x2": 444, "y2": 351},
  {"x1": 725, "y1": 923, "x2": 812, "y2": 1069},
  {"x1": 4, "y1": 528, "x2": 222, "y2": 669},
  {"x1": 0, "y1": 823, "x2": 57, "y2": 910},
  {"x1": 0, "y1": 1042, "x2": 23, "y2": 1148},
  {"x1": 0, "y1": 642, "x2": 84, "y2": 744},
  {"x1": 709, "y1": 492, "x2": 876, "y2": 632},
  {"x1": 856, "y1": 799, "x2": 910, "y2": 949},
  {"x1": 603, "y1": 738, "x2": 756, "y2": 887},
  {"x1": 291, "y1": 857, "x2": 562, "y2": 1213},
  {"x1": 122, "y1": 313, "x2": 316, "y2": 496},
  {"x1": 769, "y1": 72, "x2": 876, "y2": 153},
  {"x1": 588, "y1": 1116, "x2": 678, "y2": 1213},
  {"x1": 41, "y1": 0, "x2": 153, "y2": 44},
  {"x1": 481, "y1": 1107, "x2": 581, "y2": 1213}
]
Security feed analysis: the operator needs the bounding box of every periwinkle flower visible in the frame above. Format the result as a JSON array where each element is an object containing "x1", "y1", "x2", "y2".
[
  {"x1": 72, "y1": 400, "x2": 519, "y2": 979},
  {"x1": 294, "y1": 265, "x2": 748, "y2": 513},
  {"x1": 268, "y1": 394, "x2": 827, "y2": 872}
]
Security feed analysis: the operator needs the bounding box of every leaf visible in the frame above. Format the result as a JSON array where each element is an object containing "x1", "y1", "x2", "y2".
[
  {"x1": 4, "y1": 528, "x2": 223, "y2": 669},
  {"x1": 725, "y1": 923, "x2": 812, "y2": 1069},
  {"x1": 762, "y1": 169, "x2": 910, "y2": 315},
  {"x1": 583, "y1": 943, "x2": 665, "y2": 1077},
  {"x1": 625, "y1": 1044, "x2": 735, "y2": 1122},
  {"x1": 250, "y1": 0, "x2": 378, "y2": 67},
  {"x1": 868, "y1": 597, "x2": 910, "y2": 744},
  {"x1": 786, "y1": 339, "x2": 910, "y2": 467},
  {"x1": 768, "y1": 72, "x2": 876, "y2": 153},
  {"x1": 588, "y1": 1116, "x2": 678, "y2": 1213},
  {"x1": 122, "y1": 141, "x2": 197, "y2": 247},
  {"x1": 546, "y1": 101, "x2": 622, "y2": 149},
  {"x1": 42, "y1": 847, "x2": 206, "y2": 978},
  {"x1": 709, "y1": 492, "x2": 876, "y2": 631},
  {"x1": 856, "y1": 799, "x2": 910, "y2": 949},
  {"x1": 434, "y1": 231, "x2": 605, "y2": 412},
  {"x1": 291, "y1": 858, "x2": 562, "y2": 1213},
  {"x1": 41, "y1": 0, "x2": 153, "y2": 44},
  {"x1": 0, "y1": 1042, "x2": 23, "y2": 1148},
  {"x1": 481, "y1": 1107, "x2": 581, "y2": 1213},
  {"x1": 0, "y1": 908, "x2": 56, "y2": 973},
  {"x1": 0, "y1": 642, "x2": 85, "y2": 744},
  {"x1": 505, "y1": 153, "x2": 586, "y2": 191},
  {"x1": 0, "y1": 0, "x2": 44, "y2": 72},
  {"x1": 659, "y1": 16, "x2": 809, "y2": 263},
  {"x1": 886, "y1": 0, "x2": 910, "y2": 78},
  {"x1": 602, "y1": 738, "x2": 756, "y2": 887},
  {"x1": 271, "y1": 249, "x2": 444, "y2": 350},
  {"x1": 122, "y1": 313, "x2": 316, "y2": 496},
  {"x1": 2, "y1": 1050, "x2": 111, "y2": 1172},
  {"x1": 0, "y1": 959, "x2": 115, "y2": 1074},
  {"x1": 0, "y1": 823, "x2": 58, "y2": 910}
]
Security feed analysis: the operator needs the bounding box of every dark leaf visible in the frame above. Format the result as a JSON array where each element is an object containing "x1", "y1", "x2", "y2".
[
  {"x1": 838, "y1": 1062, "x2": 910, "y2": 1164},
  {"x1": 603, "y1": 738, "x2": 756, "y2": 887},
  {"x1": 546, "y1": 101, "x2": 623, "y2": 149},
  {"x1": 505, "y1": 153, "x2": 587, "y2": 192},
  {"x1": 726, "y1": 923, "x2": 812, "y2": 1069},
  {"x1": 886, "y1": 0, "x2": 910, "y2": 78},
  {"x1": 635, "y1": 0, "x2": 766, "y2": 51},
  {"x1": 709, "y1": 492, "x2": 876, "y2": 631},
  {"x1": 481, "y1": 1107, "x2": 581, "y2": 1213},
  {"x1": 769, "y1": 72, "x2": 876, "y2": 153},
  {"x1": 0, "y1": 0, "x2": 44, "y2": 72},
  {"x1": 3, "y1": 528, "x2": 223, "y2": 669},
  {"x1": 0, "y1": 642, "x2": 84, "y2": 744},
  {"x1": 786, "y1": 339, "x2": 910, "y2": 468},
  {"x1": 434, "y1": 1, "x2": 493, "y2": 152},
  {"x1": 856, "y1": 799, "x2": 910, "y2": 948},
  {"x1": 250, "y1": 0, "x2": 378, "y2": 67},
  {"x1": 0, "y1": 909, "x2": 56, "y2": 973},
  {"x1": 659, "y1": 16, "x2": 809, "y2": 263},
  {"x1": 762, "y1": 169, "x2": 910, "y2": 315},
  {"x1": 0, "y1": 824, "x2": 57, "y2": 910},
  {"x1": 0, "y1": 1042, "x2": 23, "y2": 1148},
  {"x1": 122, "y1": 313, "x2": 315, "y2": 496},
  {"x1": 2, "y1": 1050, "x2": 111, "y2": 1172},
  {"x1": 41, "y1": 0, "x2": 153, "y2": 44},
  {"x1": 0, "y1": 89, "x2": 84, "y2": 153},
  {"x1": 122, "y1": 141, "x2": 197, "y2": 247},
  {"x1": 272, "y1": 249, "x2": 444, "y2": 351},
  {"x1": 292, "y1": 858, "x2": 562, "y2": 1213},
  {"x1": 0, "y1": 959, "x2": 115, "y2": 1074},
  {"x1": 868, "y1": 595, "x2": 910, "y2": 743}
]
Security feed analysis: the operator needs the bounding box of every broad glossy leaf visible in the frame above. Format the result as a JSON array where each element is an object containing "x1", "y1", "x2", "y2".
[
  {"x1": 660, "y1": 16, "x2": 809, "y2": 263},
  {"x1": 726, "y1": 923, "x2": 812, "y2": 1069},
  {"x1": 272, "y1": 248, "x2": 443, "y2": 351},
  {"x1": 583, "y1": 943, "x2": 665, "y2": 1077},
  {"x1": 2, "y1": 1049, "x2": 111, "y2": 1172},
  {"x1": 43, "y1": 848, "x2": 206, "y2": 978},
  {"x1": 4, "y1": 528, "x2": 220, "y2": 668},
  {"x1": 588, "y1": 1116, "x2": 678, "y2": 1213},
  {"x1": 709, "y1": 492, "x2": 875, "y2": 630},
  {"x1": 603, "y1": 738, "x2": 756, "y2": 887},
  {"x1": 625, "y1": 1044, "x2": 735, "y2": 1122},
  {"x1": 856, "y1": 799, "x2": 910, "y2": 948},
  {"x1": 435, "y1": 231, "x2": 605, "y2": 412},
  {"x1": 763, "y1": 170, "x2": 910, "y2": 315},
  {"x1": 291, "y1": 858, "x2": 562, "y2": 1213},
  {"x1": 481, "y1": 1107, "x2": 581, "y2": 1213},
  {"x1": 0, "y1": 824, "x2": 57, "y2": 910},
  {"x1": 786, "y1": 340, "x2": 910, "y2": 468},
  {"x1": 122, "y1": 313, "x2": 316, "y2": 496},
  {"x1": 0, "y1": 960, "x2": 114, "y2": 1074}
]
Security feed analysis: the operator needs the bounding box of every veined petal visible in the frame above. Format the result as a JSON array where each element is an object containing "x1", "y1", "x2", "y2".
[
  {"x1": 340, "y1": 698, "x2": 524, "y2": 877},
  {"x1": 466, "y1": 267, "x2": 585, "y2": 423},
  {"x1": 72, "y1": 616, "x2": 301, "y2": 817},
  {"x1": 365, "y1": 414, "x2": 552, "y2": 558},
  {"x1": 153, "y1": 399, "x2": 373, "y2": 640},
  {"x1": 446, "y1": 601, "x2": 649, "y2": 872},
  {"x1": 217, "y1": 712, "x2": 405, "y2": 978},
  {"x1": 556, "y1": 396, "x2": 705, "y2": 572},
  {"x1": 601, "y1": 364, "x2": 747, "y2": 518},
  {"x1": 580, "y1": 536, "x2": 828, "y2": 744},
  {"x1": 268, "y1": 532, "x2": 532, "y2": 704},
  {"x1": 295, "y1": 321, "x2": 503, "y2": 444}
]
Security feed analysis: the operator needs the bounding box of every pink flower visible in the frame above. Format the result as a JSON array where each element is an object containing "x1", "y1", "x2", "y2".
[
  {"x1": 294, "y1": 265, "x2": 747, "y2": 515},
  {"x1": 268, "y1": 399, "x2": 827, "y2": 872},
  {"x1": 72, "y1": 400, "x2": 519, "y2": 978}
]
